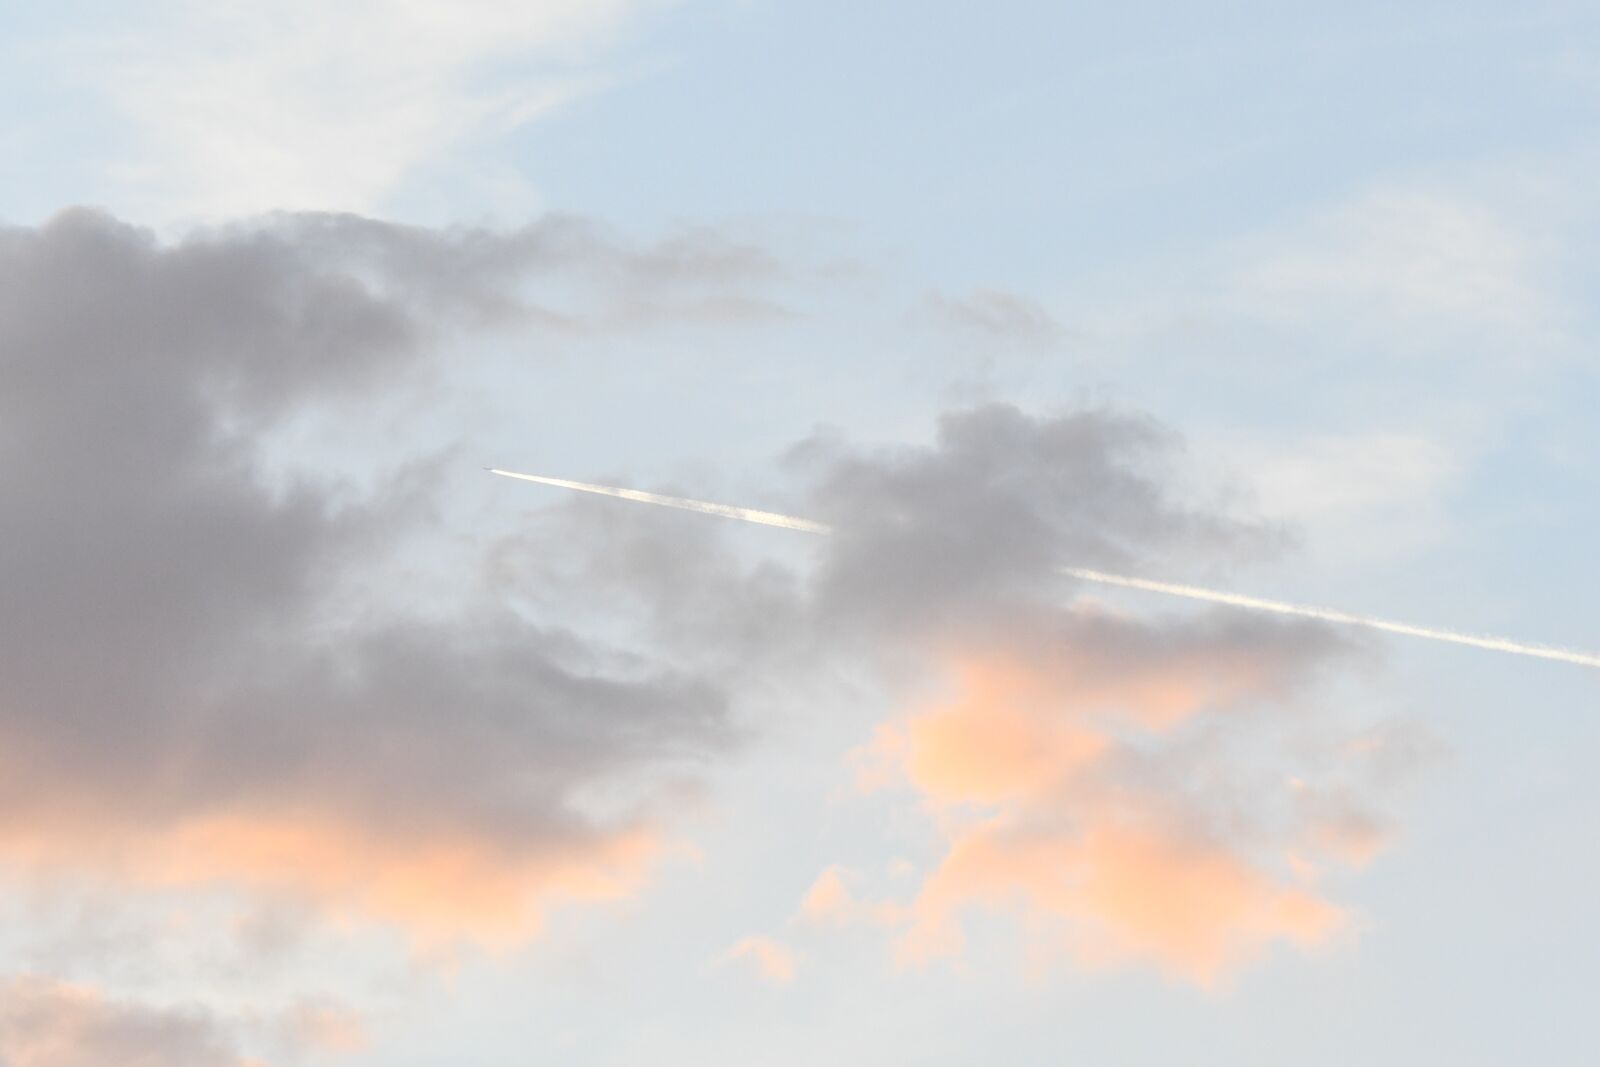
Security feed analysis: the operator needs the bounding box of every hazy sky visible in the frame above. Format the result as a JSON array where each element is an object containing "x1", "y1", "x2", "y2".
[{"x1": 1, "y1": 3, "x2": 1597, "y2": 1065}]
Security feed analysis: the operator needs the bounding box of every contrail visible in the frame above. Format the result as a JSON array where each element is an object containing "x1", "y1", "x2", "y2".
[
  {"x1": 485, "y1": 469, "x2": 833, "y2": 534},
  {"x1": 488, "y1": 467, "x2": 1600, "y2": 669},
  {"x1": 1058, "y1": 568, "x2": 1600, "y2": 669}
]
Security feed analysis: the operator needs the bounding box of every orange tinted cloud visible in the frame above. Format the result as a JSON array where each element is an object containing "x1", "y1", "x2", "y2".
[
  {"x1": 719, "y1": 936, "x2": 797, "y2": 983},
  {"x1": 872, "y1": 644, "x2": 1373, "y2": 985},
  {"x1": 0, "y1": 977, "x2": 263, "y2": 1067},
  {"x1": 799, "y1": 866, "x2": 856, "y2": 925},
  {"x1": 0, "y1": 978, "x2": 372, "y2": 1067},
  {"x1": 903, "y1": 818, "x2": 1342, "y2": 985},
  {"x1": 1306, "y1": 808, "x2": 1390, "y2": 869},
  {"x1": 795, "y1": 865, "x2": 906, "y2": 928},
  {"x1": 273, "y1": 1000, "x2": 368, "y2": 1057},
  {"x1": 900, "y1": 659, "x2": 1109, "y2": 804},
  {"x1": 0, "y1": 812, "x2": 659, "y2": 949}
]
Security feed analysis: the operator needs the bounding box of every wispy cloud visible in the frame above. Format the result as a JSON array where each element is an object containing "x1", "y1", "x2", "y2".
[
  {"x1": 62, "y1": 0, "x2": 661, "y2": 219},
  {"x1": 1203, "y1": 428, "x2": 1463, "y2": 564},
  {"x1": 794, "y1": 866, "x2": 904, "y2": 928},
  {"x1": 717, "y1": 936, "x2": 797, "y2": 984},
  {"x1": 1229, "y1": 186, "x2": 1558, "y2": 349},
  {"x1": 923, "y1": 288, "x2": 1070, "y2": 349}
]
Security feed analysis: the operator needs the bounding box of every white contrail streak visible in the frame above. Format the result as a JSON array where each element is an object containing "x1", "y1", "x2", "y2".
[
  {"x1": 485, "y1": 469, "x2": 834, "y2": 534},
  {"x1": 1059, "y1": 568, "x2": 1600, "y2": 669},
  {"x1": 489, "y1": 467, "x2": 1600, "y2": 669}
]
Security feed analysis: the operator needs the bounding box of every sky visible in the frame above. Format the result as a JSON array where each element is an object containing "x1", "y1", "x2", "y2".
[{"x1": 0, "y1": 2, "x2": 1597, "y2": 1064}]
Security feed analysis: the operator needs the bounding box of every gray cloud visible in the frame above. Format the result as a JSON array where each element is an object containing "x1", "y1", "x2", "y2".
[
  {"x1": 923, "y1": 288, "x2": 1069, "y2": 348},
  {"x1": 500, "y1": 399, "x2": 1407, "y2": 980},
  {"x1": 508, "y1": 402, "x2": 1321, "y2": 680},
  {"x1": 794, "y1": 404, "x2": 1288, "y2": 639},
  {"x1": 0, "y1": 208, "x2": 740, "y2": 930},
  {"x1": 0, "y1": 977, "x2": 251, "y2": 1067},
  {"x1": 0, "y1": 201, "x2": 1408, "y2": 994},
  {"x1": 240, "y1": 210, "x2": 791, "y2": 331},
  {"x1": 0, "y1": 978, "x2": 368, "y2": 1067}
]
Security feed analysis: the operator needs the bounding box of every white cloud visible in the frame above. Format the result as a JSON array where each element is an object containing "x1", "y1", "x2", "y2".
[
  {"x1": 76, "y1": 0, "x2": 655, "y2": 220},
  {"x1": 1226, "y1": 185, "x2": 1560, "y2": 353},
  {"x1": 1206, "y1": 428, "x2": 1464, "y2": 564},
  {"x1": 1037, "y1": 179, "x2": 1574, "y2": 570},
  {"x1": 1060, "y1": 177, "x2": 1571, "y2": 381}
]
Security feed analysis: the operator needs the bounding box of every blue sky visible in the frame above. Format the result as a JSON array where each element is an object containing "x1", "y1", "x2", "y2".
[{"x1": 1, "y1": 3, "x2": 1597, "y2": 1065}]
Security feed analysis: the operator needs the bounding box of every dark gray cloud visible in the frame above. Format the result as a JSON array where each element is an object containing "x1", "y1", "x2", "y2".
[
  {"x1": 0, "y1": 209, "x2": 739, "y2": 929},
  {"x1": 794, "y1": 404, "x2": 1288, "y2": 638},
  {"x1": 507, "y1": 401, "x2": 1323, "y2": 683}
]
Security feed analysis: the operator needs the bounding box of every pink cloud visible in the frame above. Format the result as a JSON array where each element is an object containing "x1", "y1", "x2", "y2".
[
  {"x1": 0, "y1": 812, "x2": 660, "y2": 950},
  {"x1": 861, "y1": 641, "x2": 1384, "y2": 986},
  {"x1": 719, "y1": 936, "x2": 797, "y2": 984}
]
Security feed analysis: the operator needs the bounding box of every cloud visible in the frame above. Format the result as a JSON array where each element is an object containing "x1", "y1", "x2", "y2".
[
  {"x1": 0, "y1": 979, "x2": 371, "y2": 1067},
  {"x1": 874, "y1": 650, "x2": 1353, "y2": 985},
  {"x1": 1230, "y1": 186, "x2": 1555, "y2": 347},
  {"x1": 0, "y1": 978, "x2": 260, "y2": 1067},
  {"x1": 759, "y1": 405, "x2": 1402, "y2": 983},
  {"x1": 523, "y1": 401, "x2": 1404, "y2": 984},
  {"x1": 793, "y1": 866, "x2": 904, "y2": 929},
  {"x1": 797, "y1": 866, "x2": 855, "y2": 925},
  {"x1": 64, "y1": 0, "x2": 660, "y2": 218},
  {"x1": 793, "y1": 404, "x2": 1287, "y2": 639},
  {"x1": 902, "y1": 812, "x2": 1344, "y2": 984},
  {"x1": 0, "y1": 207, "x2": 755, "y2": 946},
  {"x1": 717, "y1": 936, "x2": 797, "y2": 984},
  {"x1": 269, "y1": 1000, "x2": 368, "y2": 1058},
  {"x1": 1052, "y1": 181, "x2": 1574, "y2": 493},
  {"x1": 923, "y1": 288, "x2": 1069, "y2": 349},
  {"x1": 1203, "y1": 427, "x2": 1463, "y2": 563},
  {"x1": 199, "y1": 209, "x2": 788, "y2": 333}
]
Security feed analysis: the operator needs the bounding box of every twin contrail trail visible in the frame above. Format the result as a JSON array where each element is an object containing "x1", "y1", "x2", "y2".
[{"x1": 488, "y1": 468, "x2": 1600, "y2": 670}]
